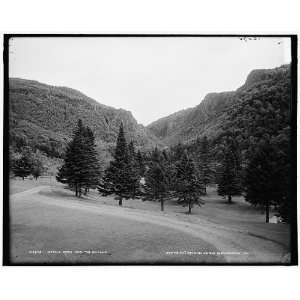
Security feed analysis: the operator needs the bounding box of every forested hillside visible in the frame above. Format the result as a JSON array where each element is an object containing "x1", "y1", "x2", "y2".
[
  {"x1": 215, "y1": 64, "x2": 291, "y2": 159},
  {"x1": 10, "y1": 64, "x2": 290, "y2": 160},
  {"x1": 9, "y1": 78, "x2": 163, "y2": 161},
  {"x1": 147, "y1": 91, "x2": 235, "y2": 145},
  {"x1": 147, "y1": 64, "x2": 291, "y2": 147}
]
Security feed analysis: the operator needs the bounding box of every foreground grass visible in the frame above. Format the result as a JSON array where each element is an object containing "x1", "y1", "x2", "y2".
[
  {"x1": 40, "y1": 184, "x2": 290, "y2": 251},
  {"x1": 10, "y1": 186, "x2": 223, "y2": 264},
  {"x1": 9, "y1": 181, "x2": 290, "y2": 264}
]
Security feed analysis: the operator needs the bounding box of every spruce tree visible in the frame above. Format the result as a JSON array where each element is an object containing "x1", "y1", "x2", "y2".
[
  {"x1": 57, "y1": 119, "x2": 85, "y2": 196},
  {"x1": 57, "y1": 119, "x2": 101, "y2": 197},
  {"x1": 81, "y1": 126, "x2": 102, "y2": 194},
  {"x1": 136, "y1": 150, "x2": 146, "y2": 177},
  {"x1": 128, "y1": 141, "x2": 136, "y2": 160},
  {"x1": 171, "y1": 142, "x2": 184, "y2": 163},
  {"x1": 175, "y1": 150, "x2": 205, "y2": 214},
  {"x1": 127, "y1": 141, "x2": 140, "y2": 197},
  {"x1": 217, "y1": 139, "x2": 242, "y2": 203},
  {"x1": 161, "y1": 149, "x2": 176, "y2": 192},
  {"x1": 144, "y1": 148, "x2": 168, "y2": 211},
  {"x1": 244, "y1": 143, "x2": 283, "y2": 223},
  {"x1": 197, "y1": 136, "x2": 212, "y2": 194},
  {"x1": 98, "y1": 123, "x2": 140, "y2": 205}
]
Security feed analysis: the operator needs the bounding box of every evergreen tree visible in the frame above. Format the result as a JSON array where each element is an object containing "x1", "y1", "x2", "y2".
[
  {"x1": 171, "y1": 143, "x2": 185, "y2": 163},
  {"x1": 275, "y1": 131, "x2": 292, "y2": 222},
  {"x1": 244, "y1": 143, "x2": 285, "y2": 223},
  {"x1": 217, "y1": 139, "x2": 242, "y2": 203},
  {"x1": 197, "y1": 136, "x2": 213, "y2": 194},
  {"x1": 161, "y1": 149, "x2": 176, "y2": 192},
  {"x1": 175, "y1": 151, "x2": 205, "y2": 214},
  {"x1": 57, "y1": 119, "x2": 84, "y2": 196},
  {"x1": 81, "y1": 126, "x2": 102, "y2": 194},
  {"x1": 128, "y1": 141, "x2": 136, "y2": 160},
  {"x1": 144, "y1": 148, "x2": 168, "y2": 211},
  {"x1": 98, "y1": 123, "x2": 140, "y2": 205},
  {"x1": 136, "y1": 150, "x2": 146, "y2": 177},
  {"x1": 57, "y1": 119, "x2": 101, "y2": 197},
  {"x1": 127, "y1": 141, "x2": 141, "y2": 197}
]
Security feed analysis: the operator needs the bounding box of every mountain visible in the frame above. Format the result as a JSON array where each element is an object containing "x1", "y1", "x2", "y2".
[
  {"x1": 147, "y1": 90, "x2": 236, "y2": 145},
  {"x1": 9, "y1": 63, "x2": 290, "y2": 164},
  {"x1": 147, "y1": 64, "x2": 291, "y2": 146},
  {"x1": 9, "y1": 78, "x2": 163, "y2": 159},
  {"x1": 146, "y1": 108, "x2": 193, "y2": 142},
  {"x1": 217, "y1": 64, "x2": 291, "y2": 155}
]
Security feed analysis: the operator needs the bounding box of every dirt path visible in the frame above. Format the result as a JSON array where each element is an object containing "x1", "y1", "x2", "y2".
[{"x1": 9, "y1": 186, "x2": 290, "y2": 264}]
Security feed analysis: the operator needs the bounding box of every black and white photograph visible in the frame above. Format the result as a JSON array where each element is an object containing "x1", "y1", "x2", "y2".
[{"x1": 3, "y1": 35, "x2": 297, "y2": 265}]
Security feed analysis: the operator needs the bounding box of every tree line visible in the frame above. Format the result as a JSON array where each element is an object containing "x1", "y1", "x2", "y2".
[
  {"x1": 10, "y1": 146, "x2": 44, "y2": 180},
  {"x1": 98, "y1": 122, "x2": 209, "y2": 213},
  {"x1": 54, "y1": 119, "x2": 291, "y2": 222}
]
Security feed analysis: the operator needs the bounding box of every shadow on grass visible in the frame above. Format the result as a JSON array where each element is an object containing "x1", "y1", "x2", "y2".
[
  {"x1": 39, "y1": 187, "x2": 79, "y2": 199},
  {"x1": 215, "y1": 200, "x2": 236, "y2": 205}
]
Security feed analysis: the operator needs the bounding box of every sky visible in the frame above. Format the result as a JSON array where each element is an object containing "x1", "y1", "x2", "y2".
[{"x1": 9, "y1": 37, "x2": 291, "y2": 125}]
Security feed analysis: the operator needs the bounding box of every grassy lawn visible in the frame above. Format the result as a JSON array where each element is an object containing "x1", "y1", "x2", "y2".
[
  {"x1": 9, "y1": 176, "x2": 59, "y2": 194},
  {"x1": 9, "y1": 180, "x2": 290, "y2": 264},
  {"x1": 10, "y1": 195, "x2": 223, "y2": 264},
  {"x1": 40, "y1": 183, "x2": 290, "y2": 249}
]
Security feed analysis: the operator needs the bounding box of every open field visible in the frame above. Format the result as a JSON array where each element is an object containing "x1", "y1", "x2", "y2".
[{"x1": 9, "y1": 178, "x2": 291, "y2": 264}]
